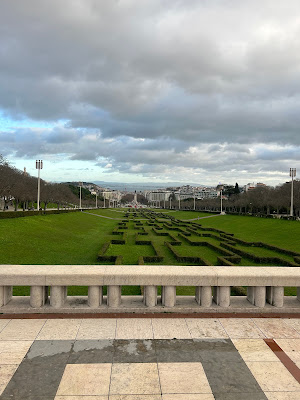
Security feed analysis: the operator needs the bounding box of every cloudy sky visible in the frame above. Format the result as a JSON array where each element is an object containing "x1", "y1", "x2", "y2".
[{"x1": 1, "y1": 0, "x2": 299, "y2": 186}]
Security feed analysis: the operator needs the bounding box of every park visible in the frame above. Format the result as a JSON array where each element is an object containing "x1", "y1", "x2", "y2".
[
  {"x1": 1, "y1": 208, "x2": 300, "y2": 299},
  {"x1": 2, "y1": 1, "x2": 300, "y2": 396}
]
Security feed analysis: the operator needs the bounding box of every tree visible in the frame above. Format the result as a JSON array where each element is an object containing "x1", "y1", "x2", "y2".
[
  {"x1": 0, "y1": 155, "x2": 79, "y2": 211},
  {"x1": 223, "y1": 185, "x2": 235, "y2": 197},
  {"x1": 121, "y1": 194, "x2": 134, "y2": 204},
  {"x1": 234, "y1": 182, "x2": 240, "y2": 194},
  {"x1": 137, "y1": 194, "x2": 148, "y2": 205}
]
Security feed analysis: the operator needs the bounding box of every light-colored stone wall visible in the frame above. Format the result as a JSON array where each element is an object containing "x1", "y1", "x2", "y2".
[{"x1": 1, "y1": 265, "x2": 300, "y2": 311}]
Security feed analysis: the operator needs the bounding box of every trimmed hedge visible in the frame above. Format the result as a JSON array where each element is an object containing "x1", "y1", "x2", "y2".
[
  {"x1": 186, "y1": 227, "x2": 220, "y2": 240},
  {"x1": 152, "y1": 227, "x2": 169, "y2": 236},
  {"x1": 217, "y1": 255, "x2": 242, "y2": 265},
  {"x1": 168, "y1": 233, "x2": 182, "y2": 246},
  {"x1": 164, "y1": 241, "x2": 209, "y2": 265},
  {"x1": 111, "y1": 239, "x2": 125, "y2": 244},
  {"x1": 112, "y1": 231, "x2": 123, "y2": 236},
  {"x1": 0, "y1": 209, "x2": 79, "y2": 219},
  {"x1": 220, "y1": 232, "x2": 234, "y2": 237},
  {"x1": 231, "y1": 286, "x2": 247, "y2": 296},
  {"x1": 217, "y1": 256, "x2": 235, "y2": 266},
  {"x1": 97, "y1": 241, "x2": 117, "y2": 262},
  {"x1": 115, "y1": 255, "x2": 123, "y2": 265},
  {"x1": 98, "y1": 241, "x2": 110, "y2": 256},
  {"x1": 138, "y1": 256, "x2": 144, "y2": 265},
  {"x1": 135, "y1": 235, "x2": 152, "y2": 245},
  {"x1": 112, "y1": 226, "x2": 125, "y2": 235},
  {"x1": 143, "y1": 242, "x2": 164, "y2": 262},
  {"x1": 227, "y1": 236, "x2": 300, "y2": 257},
  {"x1": 178, "y1": 234, "x2": 232, "y2": 253},
  {"x1": 220, "y1": 242, "x2": 300, "y2": 267}
]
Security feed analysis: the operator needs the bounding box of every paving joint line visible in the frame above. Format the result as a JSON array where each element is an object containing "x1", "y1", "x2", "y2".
[{"x1": 264, "y1": 338, "x2": 300, "y2": 384}]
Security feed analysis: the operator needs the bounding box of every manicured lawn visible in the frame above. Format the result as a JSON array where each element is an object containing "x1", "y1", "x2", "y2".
[
  {"x1": 156, "y1": 210, "x2": 215, "y2": 220},
  {"x1": 195, "y1": 214, "x2": 300, "y2": 252},
  {"x1": 88, "y1": 208, "x2": 127, "y2": 219},
  {"x1": 1, "y1": 208, "x2": 299, "y2": 296},
  {"x1": 235, "y1": 244, "x2": 295, "y2": 262},
  {"x1": 0, "y1": 211, "x2": 116, "y2": 264},
  {"x1": 106, "y1": 242, "x2": 155, "y2": 264}
]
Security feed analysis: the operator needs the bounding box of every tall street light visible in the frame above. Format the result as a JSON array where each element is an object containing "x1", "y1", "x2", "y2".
[
  {"x1": 219, "y1": 184, "x2": 224, "y2": 214},
  {"x1": 290, "y1": 168, "x2": 296, "y2": 217},
  {"x1": 79, "y1": 182, "x2": 83, "y2": 209},
  {"x1": 193, "y1": 188, "x2": 196, "y2": 211},
  {"x1": 36, "y1": 160, "x2": 43, "y2": 211}
]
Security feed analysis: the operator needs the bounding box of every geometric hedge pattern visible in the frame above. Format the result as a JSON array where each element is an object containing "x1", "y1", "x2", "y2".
[{"x1": 97, "y1": 209, "x2": 300, "y2": 268}]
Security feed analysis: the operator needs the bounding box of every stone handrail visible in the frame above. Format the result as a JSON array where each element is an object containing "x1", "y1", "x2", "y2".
[{"x1": 0, "y1": 265, "x2": 300, "y2": 310}]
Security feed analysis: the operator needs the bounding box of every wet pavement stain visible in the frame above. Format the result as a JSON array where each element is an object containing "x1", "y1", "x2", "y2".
[{"x1": 0, "y1": 339, "x2": 267, "y2": 399}]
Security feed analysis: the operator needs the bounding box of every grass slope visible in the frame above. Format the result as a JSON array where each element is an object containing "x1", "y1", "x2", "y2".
[
  {"x1": 193, "y1": 214, "x2": 300, "y2": 252},
  {"x1": 1, "y1": 209, "x2": 299, "y2": 296},
  {"x1": 0, "y1": 211, "x2": 116, "y2": 264}
]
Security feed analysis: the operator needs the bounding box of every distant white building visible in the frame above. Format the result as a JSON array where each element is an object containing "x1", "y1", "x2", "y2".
[
  {"x1": 101, "y1": 190, "x2": 122, "y2": 201},
  {"x1": 175, "y1": 187, "x2": 218, "y2": 200},
  {"x1": 244, "y1": 182, "x2": 267, "y2": 192},
  {"x1": 144, "y1": 191, "x2": 172, "y2": 202},
  {"x1": 145, "y1": 185, "x2": 218, "y2": 204}
]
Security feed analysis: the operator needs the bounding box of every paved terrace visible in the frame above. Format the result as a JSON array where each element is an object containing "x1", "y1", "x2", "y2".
[
  {"x1": 2, "y1": 265, "x2": 300, "y2": 398},
  {"x1": 1, "y1": 316, "x2": 300, "y2": 399}
]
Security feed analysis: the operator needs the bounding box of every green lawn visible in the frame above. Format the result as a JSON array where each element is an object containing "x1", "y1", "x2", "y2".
[
  {"x1": 195, "y1": 214, "x2": 300, "y2": 252},
  {"x1": 89, "y1": 208, "x2": 127, "y2": 219},
  {"x1": 234, "y1": 244, "x2": 295, "y2": 262},
  {"x1": 1, "y1": 208, "x2": 299, "y2": 296},
  {"x1": 106, "y1": 242, "x2": 155, "y2": 264},
  {"x1": 0, "y1": 211, "x2": 116, "y2": 264}
]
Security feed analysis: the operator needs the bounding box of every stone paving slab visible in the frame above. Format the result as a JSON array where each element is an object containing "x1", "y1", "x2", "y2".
[{"x1": 0, "y1": 318, "x2": 300, "y2": 399}]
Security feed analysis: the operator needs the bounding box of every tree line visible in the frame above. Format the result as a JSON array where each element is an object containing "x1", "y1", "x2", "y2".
[
  {"x1": 170, "y1": 181, "x2": 300, "y2": 218},
  {"x1": 0, "y1": 155, "x2": 100, "y2": 211}
]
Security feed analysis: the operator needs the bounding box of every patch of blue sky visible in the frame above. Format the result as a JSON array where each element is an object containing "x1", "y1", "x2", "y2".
[{"x1": 0, "y1": 112, "x2": 68, "y2": 131}]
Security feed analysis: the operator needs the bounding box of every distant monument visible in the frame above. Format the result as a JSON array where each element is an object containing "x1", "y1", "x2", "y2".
[{"x1": 133, "y1": 190, "x2": 137, "y2": 203}]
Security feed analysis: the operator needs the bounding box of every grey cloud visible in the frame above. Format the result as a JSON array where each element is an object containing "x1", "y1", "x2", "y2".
[{"x1": 1, "y1": 0, "x2": 300, "y2": 184}]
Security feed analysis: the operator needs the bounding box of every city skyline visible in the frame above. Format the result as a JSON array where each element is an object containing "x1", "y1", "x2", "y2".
[{"x1": 0, "y1": 1, "x2": 299, "y2": 185}]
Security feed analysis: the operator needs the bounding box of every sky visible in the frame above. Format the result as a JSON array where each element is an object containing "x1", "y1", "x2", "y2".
[{"x1": 0, "y1": 0, "x2": 299, "y2": 187}]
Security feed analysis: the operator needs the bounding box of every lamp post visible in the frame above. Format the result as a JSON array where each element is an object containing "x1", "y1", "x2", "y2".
[
  {"x1": 193, "y1": 188, "x2": 196, "y2": 211},
  {"x1": 79, "y1": 182, "x2": 83, "y2": 209},
  {"x1": 36, "y1": 160, "x2": 43, "y2": 211},
  {"x1": 290, "y1": 168, "x2": 296, "y2": 217},
  {"x1": 219, "y1": 184, "x2": 224, "y2": 214}
]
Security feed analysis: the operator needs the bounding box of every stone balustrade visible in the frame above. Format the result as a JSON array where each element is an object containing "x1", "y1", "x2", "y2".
[{"x1": 1, "y1": 265, "x2": 300, "y2": 311}]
